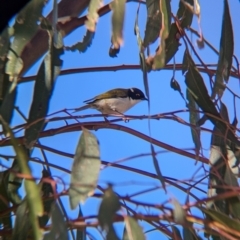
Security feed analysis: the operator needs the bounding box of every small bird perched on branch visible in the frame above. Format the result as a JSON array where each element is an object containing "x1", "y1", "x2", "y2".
[{"x1": 74, "y1": 87, "x2": 148, "y2": 116}]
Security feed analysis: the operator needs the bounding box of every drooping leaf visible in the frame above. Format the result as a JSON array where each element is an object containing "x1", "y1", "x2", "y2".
[
  {"x1": 76, "y1": 206, "x2": 87, "y2": 240},
  {"x1": 171, "y1": 226, "x2": 182, "y2": 240},
  {"x1": 0, "y1": 170, "x2": 12, "y2": 231},
  {"x1": 12, "y1": 200, "x2": 30, "y2": 240},
  {"x1": 165, "y1": 23, "x2": 181, "y2": 64},
  {"x1": 85, "y1": 0, "x2": 103, "y2": 32},
  {"x1": 177, "y1": 0, "x2": 194, "y2": 28},
  {"x1": 0, "y1": 117, "x2": 43, "y2": 239},
  {"x1": 134, "y1": 5, "x2": 150, "y2": 103},
  {"x1": 183, "y1": 50, "x2": 240, "y2": 148},
  {"x1": 98, "y1": 185, "x2": 121, "y2": 230},
  {"x1": 7, "y1": 159, "x2": 22, "y2": 205},
  {"x1": 150, "y1": 144, "x2": 166, "y2": 192},
  {"x1": 212, "y1": 0, "x2": 233, "y2": 99},
  {"x1": 153, "y1": 0, "x2": 171, "y2": 69},
  {"x1": 187, "y1": 89, "x2": 201, "y2": 156},
  {"x1": 6, "y1": 0, "x2": 46, "y2": 83},
  {"x1": 171, "y1": 77, "x2": 186, "y2": 101},
  {"x1": 123, "y1": 216, "x2": 145, "y2": 240},
  {"x1": 43, "y1": 203, "x2": 68, "y2": 240},
  {"x1": 0, "y1": 28, "x2": 10, "y2": 105},
  {"x1": 110, "y1": 0, "x2": 126, "y2": 50},
  {"x1": 65, "y1": 30, "x2": 95, "y2": 53},
  {"x1": 0, "y1": 83, "x2": 17, "y2": 134},
  {"x1": 109, "y1": 46, "x2": 120, "y2": 57},
  {"x1": 38, "y1": 168, "x2": 55, "y2": 228},
  {"x1": 143, "y1": 0, "x2": 161, "y2": 48},
  {"x1": 172, "y1": 198, "x2": 186, "y2": 224},
  {"x1": 24, "y1": 31, "x2": 63, "y2": 148},
  {"x1": 69, "y1": 128, "x2": 100, "y2": 209},
  {"x1": 0, "y1": 28, "x2": 16, "y2": 128},
  {"x1": 201, "y1": 207, "x2": 240, "y2": 232}
]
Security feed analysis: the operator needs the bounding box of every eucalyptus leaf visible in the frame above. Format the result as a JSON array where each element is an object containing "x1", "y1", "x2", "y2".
[
  {"x1": 24, "y1": 31, "x2": 63, "y2": 148},
  {"x1": 43, "y1": 203, "x2": 68, "y2": 240},
  {"x1": 6, "y1": 0, "x2": 45, "y2": 82},
  {"x1": 123, "y1": 216, "x2": 145, "y2": 240},
  {"x1": 0, "y1": 117, "x2": 43, "y2": 239},
  {"x1": 187, "y1": 89, "x2": 201, "y2": 156},
  {"x1": 183, "y1": 50, "x2": 240, "y2": 149},
  {"x1": 65, "y1": 30, "x2": 94, "y2": 53},
  {"x1": 69, "y1": 128, "x2": 100, "y2": 209},
  {"x1": 76, "y1": 206, "x2": 86, "y2": 240},
  {"x1": 212, "y1": 0, "x2": 233, "y2": 98},
  {"x1": 134, "y1": 5, "x2": 150, "y2": 103},
  {"x1": 85, "y1": 0, "x2": 103, "y2": 31},
  {"x1": 153, "y1": 0, "x2": 171, "y2": 69},
  {"x1": 110, "y1": 0, "x2": 126, "y2": 49},
  {"x1": 143, "y1": 0, "x2": 161, "y2": 48},
  {"x1": 98, "y1": 185, "x2": 121, "y2": 230},
  {"x1": 12, "y1": 200, "x2": 30, "y2": 240},
  {"x1": 165, "y1": 23, "x2": 181, "y2": 65},
  {"x1": 151, "y1": 144, "x2": 166, "y2": 192},
  {"x1": 177, "y1": 0, "x2": 194, "y2": 28},
  {"x1": 38, "y1": 168, "x2": 55, "y2": 228},
  {"x1": 172, "y1": 198, "x2": 186, "y2": 224},
  {"x1": 201, "y1": 207, "x2": 240, "y2": 232}
]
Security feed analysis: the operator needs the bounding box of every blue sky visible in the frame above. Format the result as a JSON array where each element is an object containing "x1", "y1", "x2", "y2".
[{"x1": 3, "y1": 0, "x2": 240, "y2": 239}]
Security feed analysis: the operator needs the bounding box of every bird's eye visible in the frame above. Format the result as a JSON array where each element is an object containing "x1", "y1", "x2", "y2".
[{"x1": 136, "y1": 94, "x2": 140, "y2": 96}]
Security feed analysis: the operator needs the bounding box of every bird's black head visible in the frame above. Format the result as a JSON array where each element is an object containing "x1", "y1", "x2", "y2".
[{"x1": 128, "y1": 88, "x2": 148, "y2": 101}]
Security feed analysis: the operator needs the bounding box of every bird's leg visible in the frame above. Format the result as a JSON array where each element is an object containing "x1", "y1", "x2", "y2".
[{"x1": 112, "y1": 109, "x2": 129, "y2": 122}]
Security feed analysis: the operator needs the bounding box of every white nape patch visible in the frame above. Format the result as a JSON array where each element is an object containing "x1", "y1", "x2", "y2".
[
  {"x1": 227, "y1": 147, "x2": 239, "y2": 176},
  {"x1": 94, "y1": 98, "x2": 141, "y2": 114},
  {"x1": 207, "y1": 178, "x2": 217, "y2": 208},
  {"x1": 130, "y1": 88, "x2": 134, "y2": 92},
  {"x1": 209, "y1": 145, "x2": 222, "y2": 164}
]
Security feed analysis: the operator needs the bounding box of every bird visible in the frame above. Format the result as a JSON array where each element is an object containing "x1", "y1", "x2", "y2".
[{"x1": 74, "y1": 87, "x2": 148, "y2": 115}]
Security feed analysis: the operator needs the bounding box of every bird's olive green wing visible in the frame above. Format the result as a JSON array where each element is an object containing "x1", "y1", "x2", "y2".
[{"x1": 83, "y1": 88, "x2": 128, "y2": 103}]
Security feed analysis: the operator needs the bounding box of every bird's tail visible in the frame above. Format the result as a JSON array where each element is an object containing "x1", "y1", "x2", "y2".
[{"x1": 73, "y1": 105, "x2": 90, "y2": 113}]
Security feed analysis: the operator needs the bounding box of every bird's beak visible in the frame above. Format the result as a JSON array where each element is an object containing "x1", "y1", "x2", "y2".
[{"x1": 143, "y1": 97, "x2": 148, "y2": 101}]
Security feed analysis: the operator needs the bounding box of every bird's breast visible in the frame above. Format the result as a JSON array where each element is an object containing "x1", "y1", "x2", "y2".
[{"x1": 94, "y1": 98, "x2": 140, "y2": 114}]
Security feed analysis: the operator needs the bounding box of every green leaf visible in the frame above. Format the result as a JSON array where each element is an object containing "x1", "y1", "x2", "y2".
[
  {"x1": 187, "y1": 89, "x2": 201, "y2": 156},
  {"x1": 6, "y1": 0, "x2": 45, "y2": 83},
  {"x1": 76, "y1": 206, "x2": 86, "y2": 240},
  {"x1": 165, "y1": 23, "x2": 181, "y2": 64},
  {"x1": 183, "y1": 50, "x2": 240, "y2": 148},
  {"x1": 7, "y1": 160, "x2": 22, "y2": 205},
  {"x1": 12, "y1": 200, "x2": 30, "y2": 240},
  {"x1": 177, "y1": 0, "x2": 194, "y2": 28},
  {"x1": 171, "y1": 226, "x2": 182, "y2": 240},
  {"x1": 24, "y1": 31, "x2": 63, "y2": 148},
  {"x1": 212, "y1": 0, "x2": 233, "y2": 98},
  {"x1": 0, "y1": 117, "x2": 43, "y2": 240},
  {"x1": 0, "y1": 83, "x2": 17, "y2": 134},
  {"x1": 0, "y1": 28, "x2": 10, "y2": 104},
  {"x1": 38, "y1": 168, "x2": 55, "y2": 228},
  {"x1": 172, "y1": 198, "x2": 186, "y2": 224},
  {"x1": 0, "y1": 170, "x2": 12, "y2": 231},
  {"x1": 201, "y1": 207, "x2": 240, "y2": 232},
  {"x1": 123, "y1": 216, "x2": 145, "y2": 240},
  {"x1": 85, "y1": 0, "x2": 104, "y2": 31},
  {"x1": 110, "y1": 0, "x2": 126, "y2": 49},
  {"x1": 98, "y1": 185, "x2": 121, "y2": 230},
  {"x1": 153, "y1": 0, "x2": 171, "y2": 69},
  {"x1": 151, "y1": 144, "x2": 166, "y2": 192},
  {"x1": 134, "y1": 6, "x2": 150, "y2": 103},
  {"x1": 143, "y1": 0, "x2": 161, "y2": 47},
  {"x1": 65, "y1": 30, "x2": 94, "y2": 53},
  {"x1": 69, "y1": 128, "x2": 100, "y2": 209},
  {"x1": 43, "y1": 203, "x2": 68, "y2": 240}
]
